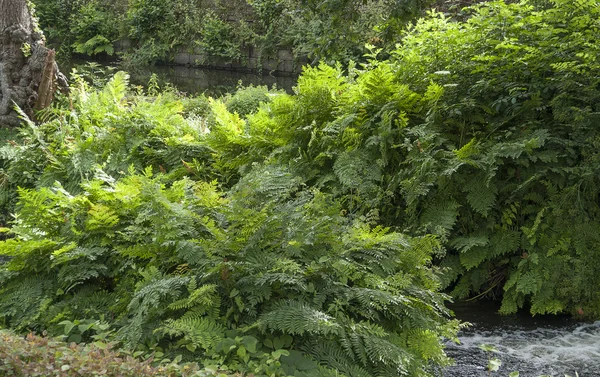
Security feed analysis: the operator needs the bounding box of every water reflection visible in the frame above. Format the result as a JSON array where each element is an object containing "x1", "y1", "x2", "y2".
[
  {"x1": 128, "y1": 65, "x2": 297, "y2": 96},
  {"x1": 61, "y1": 60, "x2": 298, "y2": 97}
]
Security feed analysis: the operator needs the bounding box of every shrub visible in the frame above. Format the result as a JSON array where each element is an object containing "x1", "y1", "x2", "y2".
[
  {"x1": 219, "y1": 0, "x2": 600, "y2": 317},
  {"x1": 389, "y1": 0, "x2": 600, "y2": 317},
  {"x1": 248, "y1": 0, "x2": 436, "y2": 65},
  {"x1": 34, "y1": 0, "x2": 122, "y2": 58},
  {"x1": 194, "y1": 11, "x2": 243, "y2": 63},
  {"x1": 0, "y1": 329, "x2": 207, "y2": 377},
  {"x1": 0, "y1": 74, "x2": 459, "y2": 377},
  {"x1": 69, "y1": 0, "x2": 121, "y2": 56},
  {"x1": 0, "y1": 71, "x2": 212, "y2": 221},
  {"x1": 225, "y1": 85, "x2": 272, "y2": 117},
  {"x1": 33, "y1": 0, "x2": 436, "y2": 65},
  {"x1": 0, "y1": 166, "x2": 458, "y2": 376}
]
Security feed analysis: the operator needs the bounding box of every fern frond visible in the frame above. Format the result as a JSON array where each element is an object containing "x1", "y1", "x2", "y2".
[
  {"x1": 259, "y1": 300, "x2": 341, "y2": 336},
  {"x1": 167, "y1": 283, "x2": 219, "y2": 311},
  {"x1": 304, "y1": 341, "x2": 372, "y2": 377},
  {"x1": 86, "y1": 203, "x2": 119, "y2": 231},
  {"x1": 333, "y1": 150, "x2": 382, "y2": 190},
  {"x1": 0, "y1": 275, "x2": 54, "y2": 329},
  {"x1": 420, "y1": 200, "x2": 460, "y2": 235},
  {"x1": 157, "y1": 316, "x2": 225, "y2": 351},
  {"x1": 462, "y1": 174, "x2": 497, "y2": 216}
]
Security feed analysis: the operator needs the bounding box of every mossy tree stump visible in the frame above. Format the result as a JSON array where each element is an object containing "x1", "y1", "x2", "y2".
[{"x1": 0, "y1": 0, "x2": 66, "y2": 127}]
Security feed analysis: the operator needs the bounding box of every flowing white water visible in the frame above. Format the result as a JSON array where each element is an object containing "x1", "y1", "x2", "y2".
[
  {"x1": 444, "y1": 301, "x2": 600, "y2": 377},
  {"x1": 450, "y1": 322, "x2": 600, "y2": 376}
]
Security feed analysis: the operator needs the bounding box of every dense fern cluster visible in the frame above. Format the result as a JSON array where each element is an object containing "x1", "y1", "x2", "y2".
[
  {"x1": 0, "y1": 73, "x2": 457, "y2": 376},
  {"x1": 2, "y1": 1, "x2": 599, "y2": 376},
  {"x1": 205, "y1": 0, "x2": 600, "y2": 317},
  {"x1": 0, "y1": 71, "x2": 213, "y2": 223},
  {"x1": 387, "y1": 0, "x2": 600, "y2": 317}
]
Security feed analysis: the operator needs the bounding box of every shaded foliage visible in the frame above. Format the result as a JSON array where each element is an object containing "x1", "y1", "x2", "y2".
[
  {"x1": 33, "y1": 0, "x2": 438, "y2": 66},
  {"x1": 2, "y1": 3, "x2": 600, "y2": 377}
]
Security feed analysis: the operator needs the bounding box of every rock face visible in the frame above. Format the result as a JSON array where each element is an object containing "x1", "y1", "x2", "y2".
[{"x1": 0, "y1": 0, "x2": 65, "y2": 127}]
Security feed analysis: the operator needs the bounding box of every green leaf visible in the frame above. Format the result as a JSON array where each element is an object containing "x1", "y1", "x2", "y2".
[
  {"x1": 274, "y1": 337, "x2": 286, "y2": 350},
  {"x1": 272, "y1": 349, "x2": 290, "y2": 359},
  {"x1": 78, "y1": 323, "x2": 93, "y2": 334},
  {"x1": 241, "y1": 336, "x2": 259, "y2": 353},
  {"x1": 264, "y1": 338, "x2": 274, "y2": 349},
  {"x1": 59, "y1": 321, "x2": 75, "y2": 336},
  {"x1": 70, "y1": 334, "x2": 82, "y2": 343},
  {"x1": 487, "y1": 357, "x2": 502, "y2": 372}
]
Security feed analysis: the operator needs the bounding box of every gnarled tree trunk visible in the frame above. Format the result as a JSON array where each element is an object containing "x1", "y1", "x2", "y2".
[{"x1": 0, "y1": 0, "x2": 66, "y2": 127}]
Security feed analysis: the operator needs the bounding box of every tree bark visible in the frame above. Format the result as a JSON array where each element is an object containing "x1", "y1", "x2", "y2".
[{"x1": 0, "y1": 0, "x2": 66, "y2": 127}]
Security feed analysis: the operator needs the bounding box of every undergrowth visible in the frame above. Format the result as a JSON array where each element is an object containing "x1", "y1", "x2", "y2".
[
  {"x1": 0, "y1": 73, "x2": 459, "y2": 377},
  {"x1": 0, "y1": 329, "x2": 214, "y2": 377},
  {"x1": 1, "y1": 2, "x2": 599, "y2": 377}
]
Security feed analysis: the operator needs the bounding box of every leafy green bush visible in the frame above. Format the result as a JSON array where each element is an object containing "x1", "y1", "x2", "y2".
[
  {"x1": 390, "y1": 0, "x2": 600, "y2": 317},
  {"x1": 127, "y1": 0, "x2": 171, "y2": 40},
  {"x1": 0, "y1": 73, "x2": 458, "y2": 377},
  {"x1": 194, "y1": 11, "x2": 243, "y2": 63},
  {"x1": 217, "y1": 0, "x2": 600, "y2": 317},
  {"x1": 0, "y1": 71, "x2": 212, "y2": 221},
  {"x1": 33, "y1": 0, "x2": 436, "y2": 65},
  {"x1": 248, "y1": 0, "x2": 436, "y2": 65},
  {"x1": 124, "y1": 0, "x2": 176, "y2": 64},
  {"x1": 33, "y1": 0, "x2": 74, "y2": 40},
  {"x1": 182, "y1": 95, "x2": 212, "y2": 118},
  {"x1": 0, "y1": 167, "x2": 458, "y2": 376},
  {"x1": 69, "y1": 0, "x2": 121, "y2": 56},
  {"x1": 225, "y1": 85, "x2": 272, "y2": 117},
  {"x1": 34, "y1": 0, "x2": 122, "y2": 58},
  {"x1": 124, "y1": 0, "x2": 205, "y2": 65}
]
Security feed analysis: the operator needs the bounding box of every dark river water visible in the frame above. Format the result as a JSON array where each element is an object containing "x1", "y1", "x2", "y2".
[
  {"x1": 63, "y1": 60, "x2": 297, "y2": 97},
  {"x1": 444, "y1": 300, "x2": 600, "y2": 377}
]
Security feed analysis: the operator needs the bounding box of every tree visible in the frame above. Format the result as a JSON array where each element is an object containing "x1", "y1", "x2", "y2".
[{"x1": 0, "y1": 0, "x2": 66, "y2": 127}]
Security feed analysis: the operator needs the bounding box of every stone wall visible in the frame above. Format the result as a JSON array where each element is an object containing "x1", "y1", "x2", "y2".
[
  {"x1": 172, "y1": 46, "x2": 304, "y2": 75},
  {"x1": 115, "y1": 39, "x2": 304, "y2": 75}
]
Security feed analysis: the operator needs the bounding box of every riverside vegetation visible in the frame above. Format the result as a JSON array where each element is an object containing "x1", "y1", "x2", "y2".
[
  {"x1": 32, "y1": 0, "x2": 448, "y2": 66},
  {"x1": 1, "y1": 0, "x2": 599, "y2": 376}
]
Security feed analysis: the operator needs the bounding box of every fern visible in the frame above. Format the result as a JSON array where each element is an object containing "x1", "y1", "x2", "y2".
[
  {"x1": 259, "y1": 300, "x2": 341, "y2": 336},
  {"x1": 0, "y1": 275, "x2": 55, "y2": 330},
  {"x1": 167, "y1": 282, "x2": 219, "y2": 312},
  {"x1": 157, "y1": 316, "x2": 225, "y2": 352},
  {"x1": 462, "y1": 174, "x2": 497, "y2": 216},
  {"x1": 16, "y1": 7, "x2": 600, "y2": 370}
]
